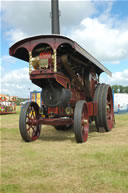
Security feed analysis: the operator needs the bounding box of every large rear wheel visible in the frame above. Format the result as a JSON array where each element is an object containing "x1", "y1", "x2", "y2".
[
  {"x1": 102, "y1": 85, "x2": 114, "y2": 132},
  {"x1": 74, "y1": 100, "x2": 89, "y2": 143},
  {"x1": 94, "y1": 84, "x2": 114, "y2": 132},
  {"x1": 19, "y1": 102, "x2": 41, "y2": 142},
  {"x1": 93, "y1": 84, "x2": 102, "y2": 131}
]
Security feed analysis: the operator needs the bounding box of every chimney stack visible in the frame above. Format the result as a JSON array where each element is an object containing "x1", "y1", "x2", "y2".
[{"x1": 51, "y1": 0, "x2": 60, "y2": 34}]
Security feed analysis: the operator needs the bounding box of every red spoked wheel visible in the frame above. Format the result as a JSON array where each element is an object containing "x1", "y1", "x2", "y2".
[
  {"x1": 74, "y1": 100, "x2": 89, "y2": 143},
  {"x1": 102, "y1": 85, "x2": 114, "y2": 132},
  {"x1": 94, "y1": 84, "x2": 114, "y2": 132},
  {"x1": 19, "y1": 102, "x2": 41, "y2": 142}
]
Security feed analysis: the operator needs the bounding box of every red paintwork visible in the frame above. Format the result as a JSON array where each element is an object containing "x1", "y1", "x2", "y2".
[
  {"x1": 26, "y1": 101, "x2": 97, "y2": 127},
  {"x1": 81, "y1": 103, "x2": 89, "y2": 142},
  {"x1": 87, "y1": 102, "x2": 94, "y2": 116},
  {"x1": 48, "y1": 107, "x2": 59, "y2": 114},
  {"x1": 9, "y1": 35, "x2": 74, "y2": 60},
  {"x1": 70, "y1": 89, "x2": 85, "y2": 106},
  {"x1": 89, "y1": 71, "x2": 98, "y2": 98},
  {"x1": 40, "y1": 51, "x2": 51, "y2": 57},
  {"x1": 30, "y1": 71, "x2": 70, "y2": 89},
  {"x1": 86, "y1": 102, "x2": 97, "y2": 117},
  {"x1": 93, "y1": 101, "x2": 98, "y2": 116},
  {"x1": 28, "y1": 117, "x2": 73, "y2": 126},
  {"x1": 42, "y1": 117, "x2": 73, "y2": 126}
]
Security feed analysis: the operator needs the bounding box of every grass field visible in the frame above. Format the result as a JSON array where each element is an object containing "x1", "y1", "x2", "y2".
[{"x1": 1, "y1": 107, "x2": 128, "y2": 193}]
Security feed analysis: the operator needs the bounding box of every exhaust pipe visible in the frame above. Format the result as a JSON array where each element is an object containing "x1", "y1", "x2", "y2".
[{"x1": 51, "y1": 0, "x2": 60, "y2": 34}]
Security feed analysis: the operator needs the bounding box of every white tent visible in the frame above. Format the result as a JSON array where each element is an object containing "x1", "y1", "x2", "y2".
[{"x1": 114, "y1": 93, "x2": 128, "y2": 113}]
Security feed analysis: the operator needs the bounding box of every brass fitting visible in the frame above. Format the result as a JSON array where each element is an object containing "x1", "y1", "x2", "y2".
[
  {"x1": 83, "y1": 119, "x2": 88, "y2": 125},
  {"x1": 29, "y1": 51, "x2": 33, "y2": 74},
  {"x1": 53, "y1": 49, "x2": 57, "y2": 72}
]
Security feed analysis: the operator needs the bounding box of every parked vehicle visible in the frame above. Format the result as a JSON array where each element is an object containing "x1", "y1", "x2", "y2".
[
  {"x1": 0, "y1": 95, "x2": 16, "y2": 115},
  {"x1": 9, "y1": 0, "x2": 114, "y2": 143}
]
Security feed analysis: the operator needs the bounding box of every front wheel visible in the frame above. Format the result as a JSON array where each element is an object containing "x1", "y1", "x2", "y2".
[
  {"x1": 74, "y1": 100, "x2": 89, "y2": 143},
  {"x1": 19, "y1": 102, "x2": 41, "y2": 142}
]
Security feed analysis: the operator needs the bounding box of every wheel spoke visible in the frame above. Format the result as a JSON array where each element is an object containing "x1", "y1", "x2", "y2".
[
  {"x1": 27, "y1": 125, "x2": 31, "y2": 131},
  {"x1": 32, "y1": 126, "x2": 36, "y2": 133},
  {"x1": 82, "y1": 127, "x2": 88, "y2": 142},
  {"x1": 31, "y1": 109, "x2": 34, "y2": 116}
]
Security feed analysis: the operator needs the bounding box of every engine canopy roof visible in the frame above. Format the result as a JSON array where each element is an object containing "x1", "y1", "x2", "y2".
[{"x1": 9, "y1": 35, "x2": 112, "y2": 76}]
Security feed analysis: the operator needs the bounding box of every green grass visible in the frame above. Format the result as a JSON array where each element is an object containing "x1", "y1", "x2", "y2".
[{"x1": 0, "y1": 108, "x2": 128, "y2": 193}]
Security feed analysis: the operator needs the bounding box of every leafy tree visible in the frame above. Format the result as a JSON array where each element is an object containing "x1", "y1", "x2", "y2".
[{"x1": 111, "y1": 85, "x2": 128, "y2": 93}]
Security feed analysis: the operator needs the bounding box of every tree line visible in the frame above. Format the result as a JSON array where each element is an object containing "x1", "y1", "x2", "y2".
[{"x1": 111, "y1": 85, "x2": 128, "y2": 93}]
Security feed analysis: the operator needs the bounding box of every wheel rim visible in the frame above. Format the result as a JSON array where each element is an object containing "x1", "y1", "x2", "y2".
[
  {"x1": 74, "y1": 100, "x2": 89, "y2": 143},
  {"x1": 81, "y1": 105, "x2": 89, "y2": 142},
  {"x1": 26, "y1": 104, "x2": 40, "y2": 141},
  {"x1": 106, "y1": 88, "x2": 113, "y2": 130}
]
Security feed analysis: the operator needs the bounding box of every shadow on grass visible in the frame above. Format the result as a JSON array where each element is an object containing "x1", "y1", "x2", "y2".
[
  {"x1": 89, "y1": 124, "x2": 97, "y2": 133},
  {"x1": 39, "y1": 124, "x2": 100, "y2": 142},
  {"x1": 39, "y1": 135, "x2": 75, "y2": 142},
  {"x1": 39, "y1": 127, "x2": 75, "y2": 142},
  {"x1": 89, "y1": 123, "x2": 106, "y2": 138}
]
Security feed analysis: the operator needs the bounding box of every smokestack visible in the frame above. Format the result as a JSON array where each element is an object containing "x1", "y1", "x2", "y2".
[{"x1": 51, "y1": 0, "x2": 60, "y2": 34}]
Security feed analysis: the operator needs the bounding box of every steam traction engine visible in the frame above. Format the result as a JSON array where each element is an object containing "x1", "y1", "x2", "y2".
[
  {"x1": 9, "y1": 0, "x2": 114, "y2": 143},
  {"x1": 9, "y1": 35, "x2": 114, "y2": 143}
]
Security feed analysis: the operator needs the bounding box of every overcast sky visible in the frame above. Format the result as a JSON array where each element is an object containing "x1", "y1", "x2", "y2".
[{"x1": 1, "y1": 0, "x2": 128, "y2": 97}]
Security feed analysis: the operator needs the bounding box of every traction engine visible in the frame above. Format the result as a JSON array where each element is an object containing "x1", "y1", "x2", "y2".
[{"x1": 9, "y1": 0, "x2": 114, "y2": 143}]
